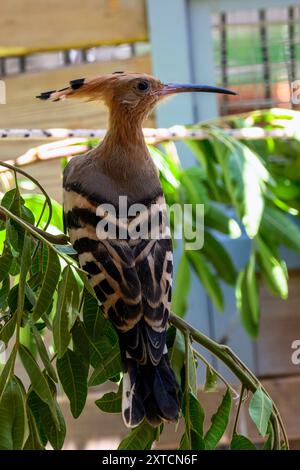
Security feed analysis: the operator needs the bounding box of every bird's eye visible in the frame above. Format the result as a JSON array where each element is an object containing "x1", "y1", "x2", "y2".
[{"x1": 137, "y1": 80, "x2": 149, "y2": 91}]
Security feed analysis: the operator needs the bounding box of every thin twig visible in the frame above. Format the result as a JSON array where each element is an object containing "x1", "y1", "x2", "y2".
[
  {"x1": 232, "y1": 385, "x2": 245, "y2": 437},
  {"x1": 193, "y1": 348, "x2": 238, "y2": 398},
  {"x1": 184, "y1": 332, "x2": 192, "y2": 447},
  {"x1": 0, "y1": 161, "x2": 52, "y2": 230}
]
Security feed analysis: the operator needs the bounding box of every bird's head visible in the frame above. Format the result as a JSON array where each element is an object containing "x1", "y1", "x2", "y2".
[{"x1": 36, "y1": 71, "x2": 236, "y2": 122}]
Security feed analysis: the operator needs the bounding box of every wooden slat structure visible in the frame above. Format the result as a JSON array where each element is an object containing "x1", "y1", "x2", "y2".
[
  {"x1": 256, "y1": 270, "x2": 300, "y2": 378},
  {"x1": 0, "y1": 0, "x2": 147, "y2": 57},
  {"x1": 0, "y1": 54, "x2": 152, "y2": 201},
  {"x1": 1, "y1": 54, "x2": 151, "y2": 130}
]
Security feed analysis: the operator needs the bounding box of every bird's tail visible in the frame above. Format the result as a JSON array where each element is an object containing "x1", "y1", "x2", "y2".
[{"x1": 122, "y1": 354, "x2": 179, "y2": 428}]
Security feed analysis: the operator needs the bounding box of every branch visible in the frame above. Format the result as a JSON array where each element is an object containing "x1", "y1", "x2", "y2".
[
  {"x1": 169, "y1": 313, "x2": 289, "y2": 449},
  {"x1": 0, "y1": 207, "x2": 69, "y2": 245}
]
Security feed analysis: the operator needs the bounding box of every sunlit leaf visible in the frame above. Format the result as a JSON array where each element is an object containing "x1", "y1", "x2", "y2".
[
  {"x1": 236, "y1": 253, "x2": 260, "y2": 338},
  {"x1": 172, "y1": 253, "x2": 191, "y2": 317},
  {"x1": 249, "y1": 388, "x2": 273, "y2": 437},
  {"x1": 204, "y1": 389, "x2": 232, "y2": 449},
  {"x1": 261, "y1": 205, "x2": 300, "y2": 252},
  {"x1": 255, "y1": 236, "x2": 288, "y2": 299},
  {"x1": 202, "y1": 231, "x2": 237, "y2": 285},
  {"x1": 187, "y1": 250, "x2": 223, "y2": 311}
]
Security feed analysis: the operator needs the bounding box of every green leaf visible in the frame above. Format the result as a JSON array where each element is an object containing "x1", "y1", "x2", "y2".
[
  {"x1": 19, "y1": 345, "x2": 58, "y2": 426},
  {"x1": 188, "y1": 343, "x2": 197, "y2": 396},
  {"x1": 186, "y1": 391, "x2": 205, "y2": 438},
  {"x1": 205, "y1": 204, "x2": 241, "y2": 239},
  {"x1": 212, "y1": 136, "x2": 269, "y2": 238},
  {"x1": 0, "y1": 347, "x2": 17, "y2": 402},
  {"x1": 88, "y1": 341, "x2": 122, "y2": 386},
  {"x1": 249, "y1": 388, "x2": 273, "y2": 437},
  {"x1": 255, "y1": 236, "x2": 288, "y2": 299},
  {"x1": 22, "y1": 193, "x2": 63, "y2": 232},
  {"x1": 263, "y1": 424, "x2": 274, "y2": 450},
  {"x1": 236, "y1": 253, "x2": 260, "y2": 338},
  {"x1": 71, "y1": 318, "x2": 90, "y2": 364},
  {"x1": 53, "y1": 266, "x2": 73, "y2": 358},
  {"x1": 202, "y1": 231, "x2": 237, "y2": 285},
  {"x1": 118, "y1": 420, "x2": 156, "y2": 450},
  {"x1": 261, "y1": 205, "x2": 300, "y2": 252},
  {"x1": 31, "y1": 325, "x2": 58, "y2": 383},
  {"x1": 95, "y1": 382, "x2": 122, "y2": 414},
  {"x1": 0, "y1": 275, "x2": 10, "y2": 310},
  {"x1": 83, "y1": 292, "x2": 106, "y2": 339},
  {"x1": 23, "y1": 407, "x2": 45, "y2": 450},
  {"x1": 83, "y1": 292, "x2": 121, "y2": 385},
  {"x1": 57, "y1": 348, "x2": 88, "y2": 418},
  {"x1": 169, "y1": 327, "x2": 185, "y2": 387},
  {"x1": 179, "y1": 432, "x2": 190, "y2": 450},
  {"x1": 187, "y1": 250, "x2": 223, "y2": 311},
  {"x1": 182, "y1": 391, "x2": 205, "y2": 450},
  {"x1": 28, "y1": 390, "x2": 66, "y2": 450},
  {"x1": 230, "y1": 433, "x2": 256, "y2": 450},
  {"x1": 204, "y1": 389, "x2": 232, "y2": 449},
  {"x1": 149, "y1": 146, "x2": 180, "y2": 189},
  {"x1": 0, "y1": 311, "x2": 17, "y2": 345},
  {"x1": 180, "y1": 170, "x2": 208, "y2": 205},
  {"x1": 17, "y1": 234, "x2": 32, "y2": 321},
  {"x1": 0, "y1": 377, "x2": 28, "y2": 449},
  {"x1": 204, "y1": 366, "x2": 218, "y2": 392},
  {"x1": 184, "y1": 139, "x2": 221, "y2": 199},
  {"x1": 0, "y1": 246, "x2": 13, "y2": 282},
  {"x1": 32, "y1": 247, "x2": 61, "y2": 322},
  {"x1": 172, "y1": 253, "x2": 190, "y2": 317}
]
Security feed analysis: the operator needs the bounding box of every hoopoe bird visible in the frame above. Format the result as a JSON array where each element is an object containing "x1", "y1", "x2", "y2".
[{"x1": 37, "y1": 72, "x2": 235, "y2": 427}]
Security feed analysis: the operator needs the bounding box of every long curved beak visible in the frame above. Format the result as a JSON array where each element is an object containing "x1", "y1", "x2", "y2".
[{"x1": 160, "y1": 83, "x2": 237, "y2": 96}]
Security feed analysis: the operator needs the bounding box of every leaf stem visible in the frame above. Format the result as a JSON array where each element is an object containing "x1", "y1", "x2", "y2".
[
  {"x1": 184, "y1": 332, "x2": 192, "y2": 448},
  {"x1": 232, "y1": 385, "x2": 245, "y2": 436}
]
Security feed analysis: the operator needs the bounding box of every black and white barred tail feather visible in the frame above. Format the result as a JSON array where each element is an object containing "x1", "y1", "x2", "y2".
[{"x1": 122, "y1": 354, "x2": 179, "y2": 427}]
